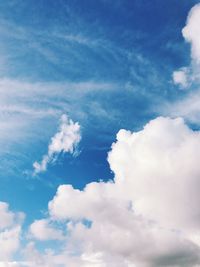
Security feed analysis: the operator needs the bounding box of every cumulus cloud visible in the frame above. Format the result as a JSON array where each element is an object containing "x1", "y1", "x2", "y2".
[
  {"x1": 33, "y1": 114, "x2": 81, "y2": 173},
  {"x1": 0, "y1": 202, "x2": 24, "y2": 262},
  {"x1": 182, "y1": 4, "x2": 200, "y2": 63},
  {"x1": 108, "y1": 117, "x2": 200, "y2": 232},
  {"x1": 2, "y1": 117, "x2": 200, "y2": 266},
  {"x1": 1, "y1": 3, "x2": 200, "y2": 266},
  {"x1": 0, "y1": 202, "x2": 15, "y2": 230},
  {"x1": 29, "y1": 219, "x2": 64, "y2": 241},
  {"x1": 23, "y1": 117, "x2": 200, "y2": 267},
  {"x1": 172, "y1": 4, "x2": 200, "y2": 89},
  {"x1": 0, "y1": 226, "x2": 22, "y2": 261},
  {"x1": 168, "y1": 3, "x2": 200, "y2": 122},
  {"x1": 163, "y1": 89, "x2": 200, "y2": 123}
]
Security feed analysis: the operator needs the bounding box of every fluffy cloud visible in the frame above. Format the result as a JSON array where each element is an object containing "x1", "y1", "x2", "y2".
[
  {"x1": 0, "y1": 226, "x2": 22, "y2": 261},
  {"x1": 108, "y1": 117, "x2": 200, "y2": 232},
  {"x1": 33, "y1": 114, "x2": 81, "y2": 173},
  {"x1": 2, "y1": 116, "x2": 200, "y2": 266},
  {"x1": 182, "y1": 4, "x2": 200, "y2": 63},
  {"x1": 34, "y1": 117, "x2": 200, "y2": 266},
  {"x1": 164, "y1": 89, "x2": 200, "y2": 124},
  {"x1": 29, "y1": 219, "x2": 64, "y2": 241},
  {"x1": 0, "y1": 202, "x2": 15, "y2": 230},
  {"x1": 169, "y1": 4, "x2": 200, "y2": 124},
  {"x1": 172, "y1": 4, "x2": 200, "y2": 90},
  {"x1": 0, "y1": 202, "x2": 24, "y2": 262}
]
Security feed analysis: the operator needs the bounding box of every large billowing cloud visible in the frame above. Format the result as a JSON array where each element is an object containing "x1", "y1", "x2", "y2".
[
  {"x1": 33, "y1": 114, "x2": 81, "y2": 173},
  {"x1": 108, "y1": 117, "x2": 200, "y2": 232},
  {"x1": 24, "y1": 117, "x2": 200, "y2": 266}
]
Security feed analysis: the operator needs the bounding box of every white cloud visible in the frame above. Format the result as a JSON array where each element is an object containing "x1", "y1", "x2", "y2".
[
  {"x1": 44, "y1": 117, "x2": 200, "y2": 266},
  {"x1": 163, "y1": 89, "x2": 200, "y2": 123},
  {"x1": 0, "y1": 78, "x2": 115, "y2": 159},
  {"x1": 2, "y1": 117, "x2": 199, "y2": 266},
  {"x1": 29, "y1": 219, "x2": 64, "y2": 241},
  {"x1": 182, "y1": 4, "x2": 200, "y2": 63},
  {"x1": 0, "y1": 226, "x2": 22, "y2": 261},
  {"x1": 168, "y1": 4, "x2": 200, "y2": 122},
  {"x1": 172, "y1": 68, "x2": 189, "y2": 88},
  {"x1": 172, "y1": 4, "x2": 200, "y2": 89},
  {"x1": 108, "y1": 117, "x2": 200, "y2": 232},
  {"x1": 0, "y1": 202, "x2": 15, "y2": 230},
  {"x1": 33, "y1": 114, "x2": 81, "y2": 173},
  {"x1": 0, "y1": 202, "x2": 24, "y2": 262},
  {"x1": 0, "y1": 262, "x2": 32, "y2": 267}
]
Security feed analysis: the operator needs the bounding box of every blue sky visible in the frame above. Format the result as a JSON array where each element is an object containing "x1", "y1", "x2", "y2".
[{"x1": 1, "y1": 1, "x2": 200, "y2": 266}]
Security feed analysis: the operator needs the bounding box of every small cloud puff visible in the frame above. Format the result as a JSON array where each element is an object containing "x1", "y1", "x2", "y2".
[
  {"x1": 172, "y1": 68, "x2": 189, "y2": 88},
  {"x1": 29, "y1": 219, "x2": 64, "y2": 241},
  {"x1": 33, "y1": 114, "x2": 81, "y2": 174}
]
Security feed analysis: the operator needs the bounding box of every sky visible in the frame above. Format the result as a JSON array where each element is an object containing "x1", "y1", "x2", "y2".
[{"x1": 1, "y1": 0, "x2": 200, "y2": 266}]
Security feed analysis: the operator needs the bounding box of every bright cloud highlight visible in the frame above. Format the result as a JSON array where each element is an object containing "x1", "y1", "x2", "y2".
[
  {"x1": 182, "y1": 3, "x2": 200, "y2": 63},
  {"x1": 172, "y1": 3, "x2": 200, "y2": 89},
  {"x1": 27, "y1": 117, "x2": 200, "y2": 267},
  {"x1": 29, "y1": 219, "x2": 64, "y2": 241},
  {"x1": 33, "y1": 114, "x2": 81, "y2": 173}
]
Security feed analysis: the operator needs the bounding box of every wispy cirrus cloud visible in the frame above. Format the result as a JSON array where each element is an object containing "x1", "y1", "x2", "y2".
[
  {"x1": 0, "y1": 78, "x2": 116, "y2": 144},
  {"x1": 0, "y1": 77, "x2": 120, "y2": 181},
  {"x1": 2, "y1": 2, "x2": 200, "y2": 265}
]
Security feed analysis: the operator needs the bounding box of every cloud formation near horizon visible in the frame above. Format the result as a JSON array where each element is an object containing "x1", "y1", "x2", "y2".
[{"x1": 33, "y1": 114, "x2": 81, "y2": 173}]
